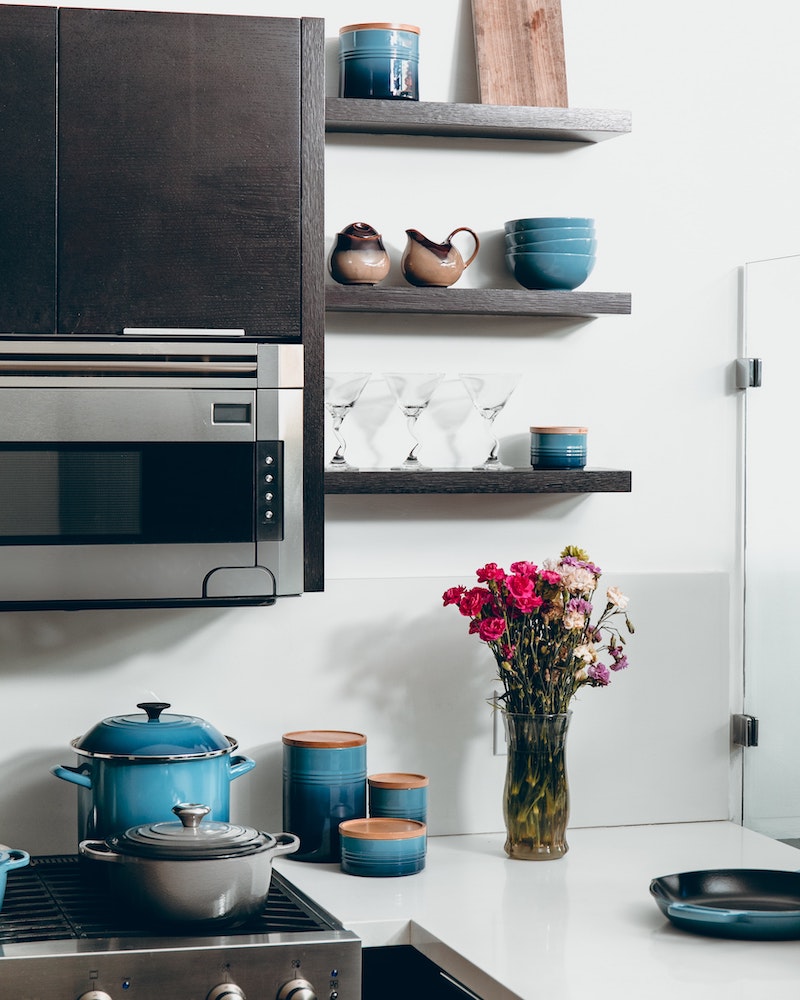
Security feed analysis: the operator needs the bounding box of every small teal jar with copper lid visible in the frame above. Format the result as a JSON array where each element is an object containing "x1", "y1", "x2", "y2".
[
  {"x1": 339, "y1": 818, "x2": 427, "y2": 877},
  {"x1": 338, "y1": 23, "x2": 420, "y2": 100},
  {"x1": 530, "y1": 426, "x2": 588, "y2": 470},
  {"x1": 282, "y1": 730, "x2": 367, "y2": 863},
  {"x1": 368, "y1": 772, "x2": 428, "y2": 824}
]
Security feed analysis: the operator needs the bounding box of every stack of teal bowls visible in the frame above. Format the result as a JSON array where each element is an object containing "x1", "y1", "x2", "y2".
[{"x1": 505, "y1": 217, "x2": 596, "y2": 290}]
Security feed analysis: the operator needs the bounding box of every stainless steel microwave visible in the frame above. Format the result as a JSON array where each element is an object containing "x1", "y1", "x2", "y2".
[{"x1": 0, "y1": 338, "x2": 304, "y2": 609}]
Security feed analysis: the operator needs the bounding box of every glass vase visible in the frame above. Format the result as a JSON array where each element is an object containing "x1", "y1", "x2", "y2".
[{"x1": 502, "y1": 711, "x2": 572, "y2": 861}]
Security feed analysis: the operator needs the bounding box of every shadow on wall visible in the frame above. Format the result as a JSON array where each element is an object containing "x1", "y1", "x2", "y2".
[{"x1": 0, "y1": 606, "x2": 230, "y2": 679}]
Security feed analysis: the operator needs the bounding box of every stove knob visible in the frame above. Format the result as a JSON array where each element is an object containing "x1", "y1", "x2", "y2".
[
  {"x1": 207, "y1": 986, "x2": 246, "y2": 1000},
  {"x1": 276, "y1": 979, "x2": 317, "y2": 1000},
  {"x1": 76, "y1": 993, "x2": 113, "y2": 1000}
]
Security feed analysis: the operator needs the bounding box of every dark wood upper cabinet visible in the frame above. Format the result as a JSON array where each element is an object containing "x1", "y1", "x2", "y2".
[
  {"x1": 0, "y1": 5, "x2": 56, "y2": 334},
  {"x1": 1, "y1": 7, "x2": 318, "y2": 339},
  {"x1": 57, "y1": 9, "x2": 303, "y2": 337}
]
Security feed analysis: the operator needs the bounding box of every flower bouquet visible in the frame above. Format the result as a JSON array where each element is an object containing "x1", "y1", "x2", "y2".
[{"x1": 443, "y1": 545, "x2": 634, "y2": 859}]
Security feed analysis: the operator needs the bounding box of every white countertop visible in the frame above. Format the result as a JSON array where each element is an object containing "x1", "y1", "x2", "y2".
[{"x1": 275, "y1": 822, "x2": 800, "y2": 1000}]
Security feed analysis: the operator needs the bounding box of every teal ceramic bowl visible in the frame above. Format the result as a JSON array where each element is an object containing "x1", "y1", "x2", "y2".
[
  {"x1": 505, "y1": 227, "x2": 594, "y2": 247},
  {"x1": 339, "y1": 817, "x2": 427, "y2": 877},
  {"x1": 504, "y1": 217, "x2": 595, "y2": 234},
  {"x1": 505, "y1": 251, "x2": 596, "y2": 291},
  {"x1": 530, "y1": 426, "x2": 588, "y2": 469},
  {"x1": 506, "y1": 237, "x2": 597, "y2": 255}
]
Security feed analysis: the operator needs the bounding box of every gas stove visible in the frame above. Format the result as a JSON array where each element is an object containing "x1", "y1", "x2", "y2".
[{"x1": 0, "y1": 855, "x2": 361, "y2": 1000}]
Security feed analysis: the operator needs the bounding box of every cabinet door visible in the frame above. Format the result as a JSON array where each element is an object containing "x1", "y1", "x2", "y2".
[
  {"x1": 0, "y1": 4, "x2": 56, "y2": 334},
  {"x1": 57, "y1": 9, "x2": 302, "y2": 337}
]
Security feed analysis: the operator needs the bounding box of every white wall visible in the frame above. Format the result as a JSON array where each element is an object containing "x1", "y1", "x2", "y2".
[{"x1": 3, "y1": 0, "x2": 795, "y2": 854}]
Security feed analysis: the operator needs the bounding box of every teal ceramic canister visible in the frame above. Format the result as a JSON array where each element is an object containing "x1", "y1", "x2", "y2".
[
  {"x1": 282, "y1": 730, "x2": 367, "y2": 863},
  {"x1": 530, "y1": 425, "x2": 588, "y2": 470},
  {"x1": 338, "y1": 23, "x2": 420, "y2": 100},
  {"x1": 368, "y1": 772, "x2": 428, "y2": 824},
  {"x1": 339, "y1": 818, "x2": 427, "y2": 877}
]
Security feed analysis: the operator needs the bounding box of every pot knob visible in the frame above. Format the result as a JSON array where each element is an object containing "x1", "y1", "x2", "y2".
[
  {"x1": 277, "y1": 981, "x2": 316, "y2": 1000},
  {"x1": 172, "y1": 803, "x2": 211, "y2": 829},
  {"x1": 137, "y1": 701, "x2": 171, "y2": 721},
  {"x1": 76, "y1": 993, "x2": 113, "y2": 1000},
  {"x1": 207, "y1": 986, "x2": 246, "y2": 1000}
]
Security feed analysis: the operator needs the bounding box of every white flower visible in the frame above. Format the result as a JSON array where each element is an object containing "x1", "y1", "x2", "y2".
[
  {"x1": 607, "y1": 586, "x2": 629, "y2": 609},
  {"x1": 559, "y1": 563, "x2": 597, "y2": 594},
  {"x1": 573, "y1": 642, "x2": 597, "y2": 664}
]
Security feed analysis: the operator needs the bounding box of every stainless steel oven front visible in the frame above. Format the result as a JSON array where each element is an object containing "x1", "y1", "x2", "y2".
[{"x1": 0, "y1": 339, "x2": 304, "y2": 609}]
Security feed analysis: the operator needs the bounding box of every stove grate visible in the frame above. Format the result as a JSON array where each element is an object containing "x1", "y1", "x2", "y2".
[{"x1": 0, "y1": 855, "x2": 329, "y2": 944}]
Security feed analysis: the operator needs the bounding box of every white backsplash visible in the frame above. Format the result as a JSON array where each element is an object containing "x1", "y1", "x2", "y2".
[{"x1": 0, "y1": 572, "x2": 729, "y2": 854}]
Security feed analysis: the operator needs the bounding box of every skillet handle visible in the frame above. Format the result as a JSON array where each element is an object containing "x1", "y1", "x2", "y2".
[{"x1": 667, "y1": 902, "x2": 740, "y2": 923}]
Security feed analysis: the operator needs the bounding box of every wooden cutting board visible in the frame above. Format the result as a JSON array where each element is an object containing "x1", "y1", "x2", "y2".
[{"x1": 471, "y1": 0, "x2": 569, "y2": 107}]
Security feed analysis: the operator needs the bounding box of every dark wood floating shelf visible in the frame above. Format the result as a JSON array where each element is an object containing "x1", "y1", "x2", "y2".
[
  {"x1": 325, "y1": 98, "x2": 632, "y2": 143},
  {"x1": 326, "y1": 285, "x2": 631, "y2": 317},
  {"x1": 324, "y1": 468, "x2": 632, "y2": 495}
]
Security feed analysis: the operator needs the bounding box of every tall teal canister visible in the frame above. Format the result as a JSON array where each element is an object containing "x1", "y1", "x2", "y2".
[
  {"x1": 282, "y1": 730, "x2": 367, "y2": 862},
  {"x1": 338, "y1": 23, "x2": 420, "y2": 101}
]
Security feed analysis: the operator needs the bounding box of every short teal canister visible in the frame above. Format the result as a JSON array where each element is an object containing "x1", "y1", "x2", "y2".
[
  {"x1": 338, "y1": 22, "x2": 420, "y2": 101},
  {"x1": 530, "y1": 426, "x2": 588, "y2": 470},
  {"x1": 368, "y1": 772, "x2": 428, "y2": 824},
  {"x1": 282, "y1": 730, "x2": 367, "y2": 863},
  {"x1": 339, "y1": 817, "x2": 427, "y2": 877}
]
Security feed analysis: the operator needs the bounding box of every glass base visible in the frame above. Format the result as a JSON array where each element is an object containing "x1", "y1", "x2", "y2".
[{"x1": 473, "y1": 461, "x2": 516, "y2": 471}]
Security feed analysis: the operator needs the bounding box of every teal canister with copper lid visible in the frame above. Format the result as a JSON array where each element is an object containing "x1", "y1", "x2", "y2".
[
  {"x1": 368, "y1": 772, "x2": 428, "y2": 824},
  {"x1": 530, "y1": 426, "x2": 588, "y2": 469},
  {"x1": 282, "y1": 730, "x2": 367, "y2": 863}
]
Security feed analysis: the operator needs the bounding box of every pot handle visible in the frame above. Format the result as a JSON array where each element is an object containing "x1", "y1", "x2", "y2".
[
  {"x1": 79, "y1": 840, "x2": 121, "y2": 864},
  {"x1": 270, "y1": 833, "x2": 301, "y2": 858},
  {"x1": 229, "y1": 755, "x2": 256, "y2": 781},
  {"x1": 51, "y1": 764, "x2": 93, "y2": 789},
  {"x1": 1, "y1": 849, "x2": 30, "y2": 872}
]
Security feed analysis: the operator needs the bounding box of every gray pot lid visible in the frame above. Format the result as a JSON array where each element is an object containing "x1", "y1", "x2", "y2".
[
  {"x1": 108, "y1": 804, "x2": 274, "y2": 860},
  {"x1": 71, "y1": 702, "x2": 234, "y2": 759}
]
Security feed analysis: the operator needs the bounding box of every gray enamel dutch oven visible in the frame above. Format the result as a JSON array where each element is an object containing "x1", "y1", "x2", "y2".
[
  {"x1": 52, "y1": 702, "x2": 255, "y2": 843},
  {"x1": 80, "y1": 803, "x2": 299, "y2": 927}
]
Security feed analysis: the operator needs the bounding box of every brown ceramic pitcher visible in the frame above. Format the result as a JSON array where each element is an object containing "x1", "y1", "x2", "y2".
[{"x1": 400, "y1": 227, "x2": 480, "y2": 287}]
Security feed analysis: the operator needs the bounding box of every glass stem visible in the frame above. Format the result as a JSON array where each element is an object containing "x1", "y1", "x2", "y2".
[
  {"x1": 331, "y1": 415, "x2": 347, "y2": 464},
  {"x1": 483, "y1": 415, "x2": 500, "y2": 463},
  {"x1": 405, "y1": 415, "x2": 421, "y2": 463}
]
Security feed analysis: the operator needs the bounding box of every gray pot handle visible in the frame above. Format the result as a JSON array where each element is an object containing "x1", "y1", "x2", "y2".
[
  {"x1": 79, "y1": 840, "x2": 121, "y2": 864},
  {"x1": 270, "y1": 833, "x2": 300, "y2": 858}
]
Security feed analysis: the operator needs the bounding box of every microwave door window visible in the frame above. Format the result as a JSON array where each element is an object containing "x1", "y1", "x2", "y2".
[{"x1": 0, "y1": 444, "x2": 254, "y2": 544}]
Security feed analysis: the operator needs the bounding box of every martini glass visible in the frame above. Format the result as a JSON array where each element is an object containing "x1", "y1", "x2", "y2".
[
  {"x1": 324, "y1": 372, "x2": 371, "y2": 470},
  {"x1": 459, "y1": 373, "x2": 522, "y2": 470},
  {"x1": 383, "y1": 372, "x2": 445, "y2": 470}
]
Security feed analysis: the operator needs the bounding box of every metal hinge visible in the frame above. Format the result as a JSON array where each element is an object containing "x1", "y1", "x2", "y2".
[
  {"x1": 732, "y1": 713, "x2": 759, "y2": 747},
  {"x1": 736, "y1": 358, "x2": 762, "y2": 388}
]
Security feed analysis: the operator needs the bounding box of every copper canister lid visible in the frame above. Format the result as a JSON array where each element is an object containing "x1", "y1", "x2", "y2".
[
  {"x1": 339, "y1": 818, "x2": 426, "y2": 840},
  {"x1": 282, "y1": 730, "x2": 366, "y2": 748},
  {"x1": 530, "y1": 426, "x2": 588, "y2": 434},
  {"x1": 368, "y1": 772, "x2": 429, "y2": 789},
  {"x1": 339, "y1": 23, "x2": 420, "y2": 34}
]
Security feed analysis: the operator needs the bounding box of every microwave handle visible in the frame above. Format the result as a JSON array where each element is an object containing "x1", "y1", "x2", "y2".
[{"x1": 0, "y1": 360, "x2": 257, "y2": 375}]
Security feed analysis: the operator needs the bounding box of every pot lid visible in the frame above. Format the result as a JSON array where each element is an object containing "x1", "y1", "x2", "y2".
[
  {"x1": 71, "y1": 702, "x2": 234, "y2": 759},
  {"x1": 108, "y1": 804, "x2": 274, "y2": 860}
]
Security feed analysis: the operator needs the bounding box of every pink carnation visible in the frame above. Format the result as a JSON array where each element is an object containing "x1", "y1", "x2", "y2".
[
  {"x1": 478, "y1": 617, "x2": 506, "y2": 641},
  {"x1": 442, "y1": 586, "x2": 466, "y2": 607},
  {"x1": 458, "y1": 586, "x2": 494, "y2": 618},
  {"x1": 509, "y1": 561, "x2": 537, "y2": 578},
  {"x1": 587, "y1": 662, "x2": 611, "y2": 686},
  {"x1": 476, "y1": 562, "x2": 506, "y2": 583}
]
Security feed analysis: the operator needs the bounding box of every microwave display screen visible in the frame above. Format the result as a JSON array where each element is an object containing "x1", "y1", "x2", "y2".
[{"x1": 0, "y1": 443, "x2": 255, "y2": 544}]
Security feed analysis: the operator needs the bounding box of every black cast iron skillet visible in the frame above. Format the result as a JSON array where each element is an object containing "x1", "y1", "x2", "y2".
[{"x1": 650, "y1": 869, "x2": 800, "y2": 939}]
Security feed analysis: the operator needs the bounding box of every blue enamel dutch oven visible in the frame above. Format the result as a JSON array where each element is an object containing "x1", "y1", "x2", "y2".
[{"x1": 52, "y1": 702, "x2": 255, "y2": 843}]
